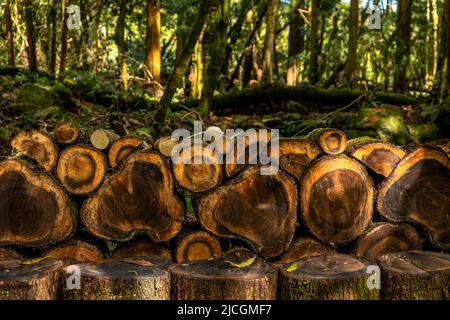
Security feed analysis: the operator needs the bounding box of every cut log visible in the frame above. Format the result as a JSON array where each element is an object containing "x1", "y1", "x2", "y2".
[
  {"x1": 54, "y1": 122, "x2": 80, "y2": 145},
  {"x1": 278, "y1": 138, "x2": 321, "y2": 179},
  {"x1": 0, "y1": 160, "x2": 75, "y2": 247},
  {"x1": 154, "y1": 136, "x2": 178, "y2": 157},
  {"x1": 81, "y1": 151, "x2": 184, "y2": 242},
  {"x1": 377, "y1": 146, "x2": 450, "y2": 251},
  {"x1": 175, "y1": 230, "x2": 222, "y2": 263},
  {"x1": 42, "y1": 239, "x2": 104, "y2": 263},
  {"x1": 300, "y1": 155, "x2": 373, "y2": 244},
  {"x1": 108, "y1": 136, "x2": 146, "y2": 168},
  {"x1": 90, "y1": 129, "x2": 120, "y2": 150},
  {"x1": 198, "y1": 165, "x2": 297, "y2": 258},
  {"x1": 170, "y1": 256, "x2": 277, "y2": 300},
  {"x1": 60, "y1": 257, "x2": 171, "y2": 300},
  {"x1": 305, "y1": 128, "x2": 347, "y2": 155},
  {"x1": 56, "y1": 144, "x2": 107, "y2": 195},
  {"x1": 0, "y1": 248, "x2": 23, "y2": 261},
  {"x1": 0, "y1": 258, "x2": 63, "y2": 300},
  {"x1": 10, "y1": 130, "x2": 58, "y2": 172},
  {"x1": 379, "y1": 251, "x2": 450, "y2": 300},
  {"x1": 347, "y1": 138, "x2": 406, "y2": 177},
  {"x1": 354, "y1": 223, "x2": 423, "y2": 263},
  {"x1": 222, "y1": 247, "x2": 256, "y2": 260},
  {"x1": 279, "y1": 254, "x2": 379, "y2": 300},
  {"x1": 172, "y1": 143, "x2": 222, "y2": 192},
  {"x1": 273, "y1": 236, "x2": 336, "y2": 268},
  {"x1": 111, "y1": 240, "x2": 173, "y2": 261}
]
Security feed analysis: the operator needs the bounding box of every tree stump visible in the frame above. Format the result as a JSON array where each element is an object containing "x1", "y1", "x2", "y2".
[
  {"x1": 377, "y1": 146, "x2": 450, "y2": 251},
  {"x1": 277, "y1": 138, "x2": 321, "y2": 180},
  {"x1": 198, "y1": 165, "x2": 297, "y2": 258},
  {"x1": 10, "y1": 130, "x2": 58, "y2": 171},
  {"x1": 90, "y1": 129, "x2": 120, "y2": 150},
  {"x1": 175, "y1": 230, "x2": 222, "y2": 263},
  {"x1": 354, "y1": 223, "x2": 422, "y2": 263},
  {"x1": 300, "y1": 155, "x2": 374, "y2": 244},
  {"x1": 60, "y1": 257, "x2": 171, "y2": 300},
  {"x1": 0, "y1": 258, "x2": 63, "y2": 300},
  {"x1": 56, "y1": 144, "x2": 107, "y2": 195},
  {"x1": 0, "y1": 160, "x2": 75, "y2": 247},
  {"x1": 54, "y1": 122, "x2": 80, "y2": 145},
  {"x1": 81, "y1": 151, "x2": 184, "y2": 242},
  {"x1": 279, "y1": 254, "x2": 379, "y2": 300},
  {"x1": 170, "y1": 257, "x2": 277, "y2": 300},
  {"x1": 42, "y1": 239, "x2": 104, "y2": 263},
  {"x1": 0, "y1": 248, "x2": 23, "y2": 261},
  {"x1": 111, "y1": 240, "x2": 173, "y2": 261},
  {"x1": 108, "y1": 136, "x2": 146, "y2": 168},
  {"x1": 379, "y1": 251, "x2": 450, "y2": 300},
  {"x1": 305, "y1": 128, "x2": 347, "y2": 155}
]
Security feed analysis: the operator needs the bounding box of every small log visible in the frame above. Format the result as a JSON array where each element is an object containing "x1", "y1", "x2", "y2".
[
  {"x1": 198, "y1": 165, "x2": 297, "y2": 258},
  {"x1": 172, "y1": 143, "x2": 222, "y2": 192},
  {"x1": 0, "y1": 160, "x2": 75, "y2": 247},
  {"x1": 347, "y1": 138, "x2": 406, "y2": 177},
  {"x1": 277, "y1": 138, "x2": 321, "y2": 179},
  {"x1": 170, "y1": 256, "x2": 277, "y2": 300},
  {"x1": 175, "y1": 230, "x2": 222, "y2": 263},
  {"x1": 279, "y1": 254, "x2": 379, "y2": 300},
  {"x1": 305, "y1": 128, "x2": 347, "y2": 155},
  {"x1": 0, "y1": 248, "x2": 23, "y2": 261},
  {"x1": 42, "y1": 239, "x2": 104, "y2": 263},
  {"x1": 300, "y1": 155, "x2": 373, "y2": 244},
  {"x1": 10, "y1": 130, "x2": 58, "y2": 172},
  {"x1": 379, "y1": 251, "x2": 450, "y2": 300},
  {"x1": 377, "y1": 146, "x2": 450, "y2": 251},
  {"x1": 0, "y1": 258, "x2": 63, "y2": 300},
  {"x1": 54, "y1": 122, "x2": 80, "y2": 145},
  {"x1": 154, "y1": 136, "x2": 178, "y2": 157},
  {"x1": 108, "y1": 136, "x2": 146, "y2": 168},
  {"x1": 60, "y1": 257, "x2": 171, "y2": 300},
  {"x1": 81, "y1": 151, "x2": 184, "y2": 242},
  {"x1": 273, "y1": 236, "x2": 336, "y2": 268},
  {"x1": 354, "y1": 223, "x2": 422, "y2": 263},
  {"x1": 56, "y1": 144, "x2": 107, "y2": 195},
  {"x1": 111, "y1": 240, "x2": 173, "y2": 261},
  {"x1": 90, "y1": 129, "x2": 120, "y2": 150}
]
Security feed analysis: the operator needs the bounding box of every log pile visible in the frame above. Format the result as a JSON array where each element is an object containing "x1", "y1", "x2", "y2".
[{"x1": 0, "y1": 125, "x2": 449, "y2": 300}]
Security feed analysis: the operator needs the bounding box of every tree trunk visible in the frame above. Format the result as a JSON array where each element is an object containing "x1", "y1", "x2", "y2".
[
  {"x1": 24, "y1": 0, "x2": 38, "y2": 72},
  {"x1": 305, "y1": 128, "x2": 347, "y2": 155},
  {"x1": 87, "y1": 0, "x2": 102, "y2": 71},
  {"x1": 157, "y1": 0, "x2": 214, "y2": 123},
  {"x1": 287, "y1": 0, "x2": 304, "y2": 86},
  {"x1": 446, "y1": 0, "x2": 450, "y2": 97},
  {"x1": 377, "y1": 146, "x2": 450, "y2": 251},
  {"x1": 116, "y1": 0, "x2": 128, "y2": 91},
  {"x1": 261, "y1": 0, "x2": 278, "y2": 84},
  {"x1": 43, "y1": 239, "x2": 104, "y2": 264},
  {"x1": 345, "y1": 0, "x2": 359, "y2": 87},
  {"x1": 170, "y1": 257, "x2": 277, "y2": 300},
  {"x1": 59, "y1": 0, "x2": 70, "y2": 77},
  {"x1": 394, "y1": 0, "x2": 412, "y2": 92},
  {"x1": 174, "y1": 230, "x2": 222, "y2": 263},
  {"x1": 49, "y1": 0, "x2": 58, "y2": 75},
  {"x1": 5, "y1": 1, "x2": 15, "y2": 66},
  {"x1": 145, "y1": 0, "x2": 162, "y2": 97},
  {"x1": 191, "y1": 30, "x2": 204, "y2": 99},
  {"x1": 308, "y1": 0, "x2": 320, "y2": 84},
  {"x1": 111, "y1": 240, "x2": 173, "y2": 262}
]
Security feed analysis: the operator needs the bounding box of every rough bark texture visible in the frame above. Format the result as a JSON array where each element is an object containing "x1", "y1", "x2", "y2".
[
  {"x1": 278, "y1": 138, "x2": 321, "y2": 180},
  {"x1": 305, "y1": 128, "x2": 347, "y2": 155},
  {"x1": 24, "y1": 0, "x2": 38, "y2": 72},
  {"x1": 279, "y1": 254, "x2": 380, "y2": 300},
  {"x1": 108, "y1": 136, "x2": 146, "y2": 168},
  {"x1": 5, "y1": 1, "x2": 14, "y2": 66},
  {"x1": 198, "y1": 165, "x2": 297, "y2": 258},
  {"x1": 287, "y1": 0, "x2": 304, "y2": 86},
  {"x1": 379, "y1": 251, "x2": 450, "y2": 300},
  {"x1": 111, "y1": 240, "x2": 173, "y2": 261},
  {"x1": 170, "y1": 257, "x2": 277, "y2": 300},
  {"x1": 262, "y1": 0, "x2": 279, "y2": 84},
  {"x1": 42, "y1": 239, "x2": 104, "y2": 263},
  {"x1": 377, "y1": 146, "x2": 450, "y2": 251},
  {"x1": 59, "y1": 0, "x2": 70, "y2": 76},
  {"x1": 54, "y1": 123, "x2": 80, "y2": 145},
  {"x1": 175, "y1": 230, "x2": 222, "y2": 263}
]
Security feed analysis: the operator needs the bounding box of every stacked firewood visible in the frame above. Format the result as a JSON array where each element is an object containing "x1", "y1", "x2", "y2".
[{"x1": 0, "y1": 124, "x2": 448, "y2": 300}]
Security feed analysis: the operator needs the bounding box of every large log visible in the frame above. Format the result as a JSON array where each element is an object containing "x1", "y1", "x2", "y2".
[
  {"x1": 81, "y1": 151, "x2": 184, "y2": 242},
  {"x1": 0, "y1": 248, "x2": 23, "y2": 261},
  {"x1": 10, "y1": 130, "x2": 58, "y2": 172},
  {"x1": 305, "y1": 128, "x2": 347, "y2": 155},
  {"x1": 0, "y1": 160, "x2": 75, "y2": 247},
  {"x1": 56, "y1": 144, "x2": 107, "y2": 195},
  {"x1": 108, "y1": 136, "x2": 146, "y2": 168},
  {"x1": 277, "y1": 138, "x2": 321, "y2": 180},
  {"x1": 197, "y1": 165, "x2": 297, "y2": 258},
  {"x1": 354, "y1": 223, "x2": 422, "y2": 263},
  {"x1": 111, "y1": 240, "x2": 173, "y2": 261},
  {"x1": 174, "y1": 230, "x2": 222, "y2": 263},
  {"x1": 42, "y1": 239, "x2": 104, "y2": 263},
  {"x1": 60, "y1": 257, "x2": 171, "y2": 300},
  {"x1": 379, "y1": 251, "x2": 450, "y2": 300},
  {"x1": 0, "y1": 258, "x2": 63, "y2": 300},
  {"x1": 54, "y1": 122, "x2": 80, "y2": 145},
  {"x1": 170, "y1": 256, "x2": 277, "y2": 300},
  {"x1": 279, "y1": 254, "x2": 379, "y2": 300},
  {"x1": 300, "y1": 155, "x2": 374, "y2": 244},
  {"x1": 377, "y1": 146, "x2": 450, "y2": 251}
]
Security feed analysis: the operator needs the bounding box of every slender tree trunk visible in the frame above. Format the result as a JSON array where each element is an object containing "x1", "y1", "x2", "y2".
[
  {"x1": 345, "y1": 0, "x2": 359, "y2": 87},
  {"x1": 145, "y1": 0, "x2": 162, "y2": 97},
  {"x1": 5, "y1": 1, "x2": 15, "y2": 66},
  {"x1": 262, "y1": 0, "x2": 279, "y2": 84},
  {"x1": 309, "y1": 0, "x2": 320, "y2": 84},
  {"x1": 24, "y1": 0, "x2": 38, "y2": 72},
  {"x1": 191, "y1": 31, "x2": 205, "y2": 99},
  {"x1": 394, "y1": 0, "x2": 412, "y2": 93},
  {"x1": 157, "y1": 0, "x2": 214, "y2": 124},
  {"x1": 446, "y1": 0, "x2": 450, "y2": 97},
  {"x1": 87, "y1": 0, "x2": 102, "y2": 71},
  {"x1": 287, "y1": 0, "x2": 305, "y2": 86},
  {"x1": 59, "y1": 0, "x2": 70, "y2": 77},
  {"x1": 431, "y1": 0, "x2": 438, "y2": 81},
  {"x1": 49, "y1": 0, "x2": 58, "y2": 75},
  {"x1": 199, "y1": 0, "x2": 230, "y2": 116},
  {"x1": 116, "y1": 0, "x2": 128, "y2": 91}
]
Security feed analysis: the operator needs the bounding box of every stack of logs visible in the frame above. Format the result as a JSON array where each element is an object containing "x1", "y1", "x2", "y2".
[{"x1": 0, "y1": 124, "x2": 449, "y2": 300}]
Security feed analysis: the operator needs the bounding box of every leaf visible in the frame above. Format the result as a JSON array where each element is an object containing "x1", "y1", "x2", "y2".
[
  {"x1": 128, "y1": 270, "x2": 138, "y2": 275},
  {"x1": 224, "y1": 255, "x2": 256, "y2": 268},
  {"x1": 287, "y1": 264, "x2": 298, "y2": 272},
  {"x1": 21, "y1": 257, "x2": 47, "y2": 265}
]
